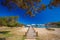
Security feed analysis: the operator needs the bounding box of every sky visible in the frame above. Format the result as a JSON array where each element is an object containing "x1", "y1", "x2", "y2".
[{"x1": 0, "y1": 0, "x2": 60, "y2": 24}]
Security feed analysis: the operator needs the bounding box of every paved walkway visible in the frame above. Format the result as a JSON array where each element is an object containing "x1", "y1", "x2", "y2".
[
  {"x1": 25, "y1": 39, "x2": 36, "y2": 40},
  {"x1": 25, "y1": 27, "x2": 36, "y2": 40}
]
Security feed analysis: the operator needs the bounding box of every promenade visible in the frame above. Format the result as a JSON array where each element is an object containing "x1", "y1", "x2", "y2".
[{"x1": 25, "y1": 26, "x2": 36, "y2": 40}]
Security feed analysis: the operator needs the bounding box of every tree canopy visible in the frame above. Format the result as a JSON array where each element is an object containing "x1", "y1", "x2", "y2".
[
  {"x1": 0, "y1": 16, "x2": 24, "y2": 27},
  {"x1": 0, "y1": 0, "x2": 60, "y2": 17}
]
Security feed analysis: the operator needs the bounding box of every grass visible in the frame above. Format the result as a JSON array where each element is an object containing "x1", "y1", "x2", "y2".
[
  {"x1": 0, "y1": 38, "x2": 6, "y2": 40},
  {"x1": 36, "y1": 37, "x2": 39, "y2": 40},
  {"x1": 5, "y1": 35, "x2": 24, "y2": 40},
  {"x1": 0, "y1": 31, "x2": 26, "y2": 40},
  {"x1": 0, "y1": 32, "x2": 25, "y2": 40},
  {"x1": 0, "y1": 31, "x2": 10, "y2": 34},
  {"x1": 0, "y1": 31, "x2": 14, "y2": 37},
  {"x1": 22, "y1": 35, "x2": 26, "y2": 40},
  {"x1": 0, "y1": 27, "x2": 26, "y2": 40},
  {"x1": 3, "y1": 33, "x2": 13, "y2": 37},
  {"x1": 46, "y1": 28, "x2": 55, "y2": 31}
]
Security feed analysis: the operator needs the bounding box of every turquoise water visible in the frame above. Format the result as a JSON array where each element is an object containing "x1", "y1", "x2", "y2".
[
  {"x1": 34, "y1": 26, "x2": 48, "y2": 28},
  {"x1": 25, "y1": 24, "x2": 49, "y2": 28}
]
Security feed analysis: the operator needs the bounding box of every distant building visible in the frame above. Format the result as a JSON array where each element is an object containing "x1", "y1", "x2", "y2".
[{"x1": 46, "y1": 23, "x2": 57, "y2": 28}]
